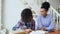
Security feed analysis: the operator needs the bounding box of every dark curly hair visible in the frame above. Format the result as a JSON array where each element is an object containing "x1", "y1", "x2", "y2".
[
  {"x1": 41, "y1": 2, "x2": 50, "y2": 11},
  {"x1": 21, "y1": 8, "x2": 33, "y2": 22}
]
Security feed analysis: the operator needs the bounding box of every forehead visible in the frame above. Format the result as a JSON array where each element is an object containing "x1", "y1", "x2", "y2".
[{"x1": 40, "y1": 8, "x2": 46, "y2": 12}]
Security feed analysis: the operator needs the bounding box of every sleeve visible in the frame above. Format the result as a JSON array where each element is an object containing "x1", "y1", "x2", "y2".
[
  {"x1": 33, "y1": 20, "x2": 35, "y2": 30},
  {"x1": 46, "y1": 16, "x2": 55, "y2": 31},
  {"x1": 36, "y1": 16, "x2": 42, "y2": 30},
  {"x1": 12, "y1": 21, "x2": 22, "y2": 31}
]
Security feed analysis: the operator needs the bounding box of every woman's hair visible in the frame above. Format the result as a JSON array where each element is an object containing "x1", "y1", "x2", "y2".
[
  {"x1": 41, "y1": 2, "x2": 50, "y2": 11},
  {"x1": 21, "y1": 8, "x2": 33, "y2": 22}
]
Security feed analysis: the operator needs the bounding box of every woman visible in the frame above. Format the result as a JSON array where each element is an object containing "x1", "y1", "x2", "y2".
[
  {"x1": 12, "y1": 8, "x2": 35, "y2": 31},
  {"x1": 37, "y1": 2, "x2": 55, "y2": 32}
]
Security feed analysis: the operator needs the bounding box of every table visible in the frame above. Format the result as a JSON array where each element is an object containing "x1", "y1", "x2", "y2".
[
  {"x1": 49, "y1": 30, "x2": 60, "y2": 34},
  {"x1": 25, "y1": 30, "x2": 60, "y2": 34},
  {"x1": 13, "y1": 30, "x2": 60, "y2": 34}
]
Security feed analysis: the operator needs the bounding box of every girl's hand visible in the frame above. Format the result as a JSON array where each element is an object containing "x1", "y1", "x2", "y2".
[{"x1": 25, "y1": 29, "x2": 32, "y2": 34}]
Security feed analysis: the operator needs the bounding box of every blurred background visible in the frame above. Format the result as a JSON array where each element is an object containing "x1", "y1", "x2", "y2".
[{"x1": 0, "y1": 0, "x2": 60, "y2": 34}]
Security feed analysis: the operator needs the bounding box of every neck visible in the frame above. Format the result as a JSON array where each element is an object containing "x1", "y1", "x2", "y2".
[{"x1": 43, "y1": 14, "x2": 47, "y2": 17}]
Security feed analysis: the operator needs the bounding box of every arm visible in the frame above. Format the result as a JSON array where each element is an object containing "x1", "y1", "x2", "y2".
[
  {"x1": 32, "y1": 19, "x2": 35, "y2": 30},
  {"x1": 46, "y1": 16, "x2": 55, "y2": 31},
  {"x1": 37, "y1": 16, "x2": 43, "y2": 30},
  {"x1": 12, "y1": 21, "x2": 22, "y2": 31}
]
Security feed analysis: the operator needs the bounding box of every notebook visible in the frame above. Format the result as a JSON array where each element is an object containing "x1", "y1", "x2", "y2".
[{"x1": 30, "y1": 30, "x2": 48, "y2": 34}]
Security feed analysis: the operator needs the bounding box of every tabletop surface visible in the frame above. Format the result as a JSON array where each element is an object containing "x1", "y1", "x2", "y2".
[
  {"x1": 49, "y1": 30, "x2": 60, "y2": 34},
  {"x1": 13, "y1": 30, "x2": 60, "y2": 34},
  {"x1": 28, "y1": 30, "x2": 60, "y2": 34}
]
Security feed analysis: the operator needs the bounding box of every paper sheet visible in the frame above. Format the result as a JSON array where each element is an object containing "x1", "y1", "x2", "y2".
[{"x1": 30, "y1": 30, "x2": 48, "y2": 34}]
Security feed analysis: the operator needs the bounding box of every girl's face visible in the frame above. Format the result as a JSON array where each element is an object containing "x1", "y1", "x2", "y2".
[
  {"x1": 40, "y1": 8, "x2": 48, "y2": 17},
  {"x1": 22, "y1": 17, "x2": 32, "y2": 23}
]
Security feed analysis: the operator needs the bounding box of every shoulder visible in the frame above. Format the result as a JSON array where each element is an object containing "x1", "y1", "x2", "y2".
[
  {"x1": 18, "y1": 19, "x2": 22, "y2": 23},
  {"x1": 31, "y1": 19, "x2": 35, "y2": 24},
  {"x1": 37, "y1": 14, "x2": 42, "y2": 19},
  {"x1": 18, "y1": 19, "x2": 24, "y2": 24},
  {"x1": 32, "y1": 19, "x2": 35, "y2": 22},
  {"x1": 47, "y1": 14, "x2": 53, "y2": 18},
  {"x1": 37, "y1": 14, "x2": 41, "y2": 17}
]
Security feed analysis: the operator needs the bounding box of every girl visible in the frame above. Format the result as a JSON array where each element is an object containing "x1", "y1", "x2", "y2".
[{"x1": 12, "y1": 8, "x2": 35, "y2": 31}]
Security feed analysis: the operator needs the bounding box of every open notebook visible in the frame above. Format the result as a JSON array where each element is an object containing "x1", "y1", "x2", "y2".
[{"x1": 30, "y1": 30, "x2": 48, "y2": 34}]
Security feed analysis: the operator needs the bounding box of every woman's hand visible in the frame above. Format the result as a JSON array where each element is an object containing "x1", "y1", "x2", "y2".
[
  {"x1": 40, "y1": 27, "x2": 47, "y2": 31},
  {"x1": 25, "y1": 29, "x2": 32, "y2": 34}
]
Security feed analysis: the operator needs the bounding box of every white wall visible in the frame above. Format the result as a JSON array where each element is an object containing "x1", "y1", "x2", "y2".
[
  {"x1": 0, "y1": 0, "x2": 1, "y2": 30},
  {"x1": 3, "y1": 0, "x2": 27, "y2": 30}
]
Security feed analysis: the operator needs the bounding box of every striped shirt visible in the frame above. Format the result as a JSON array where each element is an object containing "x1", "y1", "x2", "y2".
[{"x1": 12, "y1": 19, "x2": 35, "y2": 31}]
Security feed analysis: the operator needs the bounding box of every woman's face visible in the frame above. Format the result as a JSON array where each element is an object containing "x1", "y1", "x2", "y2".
[{"x1": 40, "y1": 8, "x2": 48, "y2": 16}]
